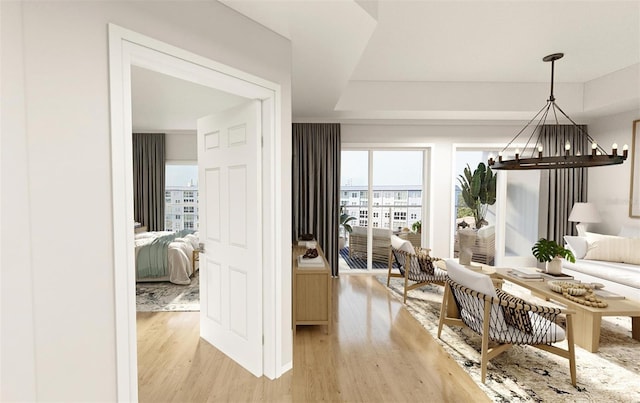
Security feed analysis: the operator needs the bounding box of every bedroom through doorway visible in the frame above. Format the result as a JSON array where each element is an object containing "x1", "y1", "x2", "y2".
[{"x1": 130, "y1": 65, "x2": 251, "y2": 350}]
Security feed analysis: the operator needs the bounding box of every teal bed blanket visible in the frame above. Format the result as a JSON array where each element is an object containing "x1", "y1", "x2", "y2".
[{"x1": 136, "y1": 229, "x2": 195, "y2": 278}]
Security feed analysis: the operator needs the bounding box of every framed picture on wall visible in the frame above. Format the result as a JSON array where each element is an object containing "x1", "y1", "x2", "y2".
[{"x1": 630, "y1": 119, "x2": 640, "y2": 218}]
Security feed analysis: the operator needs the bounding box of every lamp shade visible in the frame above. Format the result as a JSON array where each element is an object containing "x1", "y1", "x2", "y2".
[{"x1": 569, "y1": 202, "x2": 601, "y2": 223}]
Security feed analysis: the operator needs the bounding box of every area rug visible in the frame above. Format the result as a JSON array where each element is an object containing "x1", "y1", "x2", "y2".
[
  {"x1": 378, "y1": 276, "x2": 640, "y2": 403},
  {"x1": 339, "y1": 247, "x2": 389, "y2": 269},
  {"x1": 136, "y1": 273, "x2": 200, "y2": 312}
]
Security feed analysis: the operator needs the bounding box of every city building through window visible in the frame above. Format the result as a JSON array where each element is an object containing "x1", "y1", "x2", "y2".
[{"x1": 165, "y1": 164, "x2": 199, "y2": 231}]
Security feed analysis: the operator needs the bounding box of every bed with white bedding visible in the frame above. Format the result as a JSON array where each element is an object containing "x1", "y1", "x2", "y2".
[{"x1": 134, "y1": 230, "x2": 199, "y2": 285}]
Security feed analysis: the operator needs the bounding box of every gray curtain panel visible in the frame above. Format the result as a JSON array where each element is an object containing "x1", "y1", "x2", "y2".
[
  {"x1": 540, "y1": 125, "x2": 588, "y2": 242},
  {"x1": 292, "y1": 123, "x2": 341, "y2": 276},
  {"x1": 133, "y1": 133, "x2": 166, "y2": 232}
]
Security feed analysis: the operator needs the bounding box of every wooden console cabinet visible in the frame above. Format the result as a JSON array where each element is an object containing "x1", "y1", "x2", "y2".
[{"x1": 292, "y1": 244, "x2": 332, "y2": 335}]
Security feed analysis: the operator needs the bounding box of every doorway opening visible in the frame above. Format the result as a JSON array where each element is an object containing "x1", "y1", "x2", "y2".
[{"x1": 109, "y1": 24, "x2": 286, "y2": 401}]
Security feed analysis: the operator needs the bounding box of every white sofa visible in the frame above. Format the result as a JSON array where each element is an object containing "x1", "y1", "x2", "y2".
[{"x1": 563, "y1": 229, "x2": 640, "y2": 301}]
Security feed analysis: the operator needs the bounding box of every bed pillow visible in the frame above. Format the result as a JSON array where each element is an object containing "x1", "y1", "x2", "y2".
[
  {"x1": 584, "y1": 232, "x2": 640, "y2": 265},
  {"x1": 185, "y1": 233, "x2": 199, "y2": 250},
  {"x1": 564, "y1": 236, "x2": 588, "y2": 259}
]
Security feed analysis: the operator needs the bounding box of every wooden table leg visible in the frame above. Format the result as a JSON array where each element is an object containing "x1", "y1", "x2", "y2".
[
  {"x1": 573, "y1": 310, "x2": 602, "y2": 353},
  {"x1": 632, "y1": 316, "x2": 640, "y2": 342}
]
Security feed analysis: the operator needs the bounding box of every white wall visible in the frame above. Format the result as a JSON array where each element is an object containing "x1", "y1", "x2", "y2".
[
  {"x1": 587, "y1": 109, "x2": 640, "y2": 235},
  {"x1": 1, "y1": 2, "x2": 37, "y2": 401},
  {"x1": 165, "y1": 131, "x2": 197, "y2": 161},
  {"x1": 504, "y1": 170, "x2": 540, "y2": 259},
  {"x1": 342, "y1": 123, "x2": 522, "y2": 258},
  {"x1": 1, "y1": 1, "x2": 292, "y2": 400}
]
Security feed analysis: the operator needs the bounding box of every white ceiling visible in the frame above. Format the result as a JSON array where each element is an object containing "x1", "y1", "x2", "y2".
[
  {"x1": 223, "y1": 0, "x2": 640, "y2": 122},
  {"x1": 350, "y1": 1, "x2": 639, "y2": 83},
  {"x1": 133, "y1": 1, "x2": 640, "y2": 129}
]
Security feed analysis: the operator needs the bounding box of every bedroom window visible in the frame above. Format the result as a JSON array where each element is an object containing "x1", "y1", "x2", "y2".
[{"x1": 165, "y1": 164, "x2": 199, "y2": 231}]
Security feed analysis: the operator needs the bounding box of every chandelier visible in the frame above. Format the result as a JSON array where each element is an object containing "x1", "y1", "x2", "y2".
[{"x1": 488, "y1": 53, "x2": 627, "y2": 170}]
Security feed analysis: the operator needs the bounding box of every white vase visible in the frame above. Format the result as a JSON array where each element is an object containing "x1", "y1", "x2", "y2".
[
  {"x1": 458, "y1": 228, "x2": 476, "y2": 266},
  {"x1": 546, "y1": 257, "x2": 563, "y2": 274}
]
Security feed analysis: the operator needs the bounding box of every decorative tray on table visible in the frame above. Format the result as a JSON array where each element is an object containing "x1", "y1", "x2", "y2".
[
  {"x1": 548, "y1": 281, "x2": 587, "y2": 296},
  {"x1": 547, "y1": 281, "x2": 608, "y2": 308}
]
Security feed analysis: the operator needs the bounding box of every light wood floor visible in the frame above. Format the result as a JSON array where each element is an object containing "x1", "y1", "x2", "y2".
[{"x1": 137, "y1": 274, "x2": 490, "y2": 402}]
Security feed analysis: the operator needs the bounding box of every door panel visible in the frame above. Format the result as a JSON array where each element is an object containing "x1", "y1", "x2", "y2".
[{"x1": 197, "y1": 99, "x2": 263, "y2": 377}]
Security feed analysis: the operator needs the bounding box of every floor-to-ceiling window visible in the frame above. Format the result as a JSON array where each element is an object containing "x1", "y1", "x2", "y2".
[
  {"x1": 453, "y1": 147, "x2": 540, "y2": 267},
  {"x1": 340, "y1": 149, "x2": 426, "y2": 271}
]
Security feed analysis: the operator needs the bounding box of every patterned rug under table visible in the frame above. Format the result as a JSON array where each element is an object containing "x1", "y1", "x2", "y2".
[
  {"x1": 136, "y1": 272, "x2": 200, "y2": 312},
  {"x1": 378, "y1": 276, "x2": 640, "y2": 403}
]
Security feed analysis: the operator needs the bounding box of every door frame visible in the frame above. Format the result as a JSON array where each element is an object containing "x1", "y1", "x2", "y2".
[{"x1": 108, "y1": 24, "x2": 285, "y2": 401}]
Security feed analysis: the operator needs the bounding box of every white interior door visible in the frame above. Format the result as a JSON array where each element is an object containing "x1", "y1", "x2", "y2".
[{"x1": 197, "y1": 100, "x2": 263, "y2": 377}]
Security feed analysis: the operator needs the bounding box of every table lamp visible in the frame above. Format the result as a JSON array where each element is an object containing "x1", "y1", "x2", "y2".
[{"x1": 569, "y1": 202, "x2": 601, "y2": 236}]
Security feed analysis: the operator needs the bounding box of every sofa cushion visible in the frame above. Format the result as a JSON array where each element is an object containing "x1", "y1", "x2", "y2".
[
  {"x1": 564, "y1": 235, "x2": 588, "y2": 259},
  {"x1": 477, "y1": 225, "x2": 495, "y2": 239},
  {"x1": 372, "y1": 227, "x2": 392, "y2": 238},
  {"x1": 563, "y1": 259, "x2": 640, "y2": 290},
  {"x1": 351, "y1": 226, "x2": 366, "y2": 236},
  {"x1": 584, "y1": 232, "x2": 640, "y2": 265}
]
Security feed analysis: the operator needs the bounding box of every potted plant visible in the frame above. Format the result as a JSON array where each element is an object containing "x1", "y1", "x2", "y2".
[
  {"x1": 456, "y1": 162, "x2": 497, "y2": 264},
  {"x1": 339, "y1": 206, "x2": 356, "y2": 250},
  {"x1": 411, "y1": 220, "x2": 421, "y2": 233},
  {"x1": 532, "y1": 238, "x2": 576, "y2": 274},
  {"x1": 458, "y1": 162, "x2": 497, "y2": 229}
]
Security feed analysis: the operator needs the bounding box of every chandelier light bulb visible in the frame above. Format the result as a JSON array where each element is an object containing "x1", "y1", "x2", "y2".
[
  {"x1": 623, "y1": 144, "x2": 629, "y2": 151},
  {"x1": 565, "y1": 141, "x2": 571, "y2": 151},
  {"x1": 623, "y1": 144, "x2": 629, "y2": 158},
  {"x1": 612, "y1": 143, "x2": 618, "y2": 150},
  {"x1": 592, "y1": 142, "x2": 597, "y2": 149},
  {"x1": 538, "y1": 146, "x2": 543, "y2": 152}
]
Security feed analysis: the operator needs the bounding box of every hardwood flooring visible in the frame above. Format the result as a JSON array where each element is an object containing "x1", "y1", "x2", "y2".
[{"x1": 137, "y1": 274, "x2": 489, "y2": 402}]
